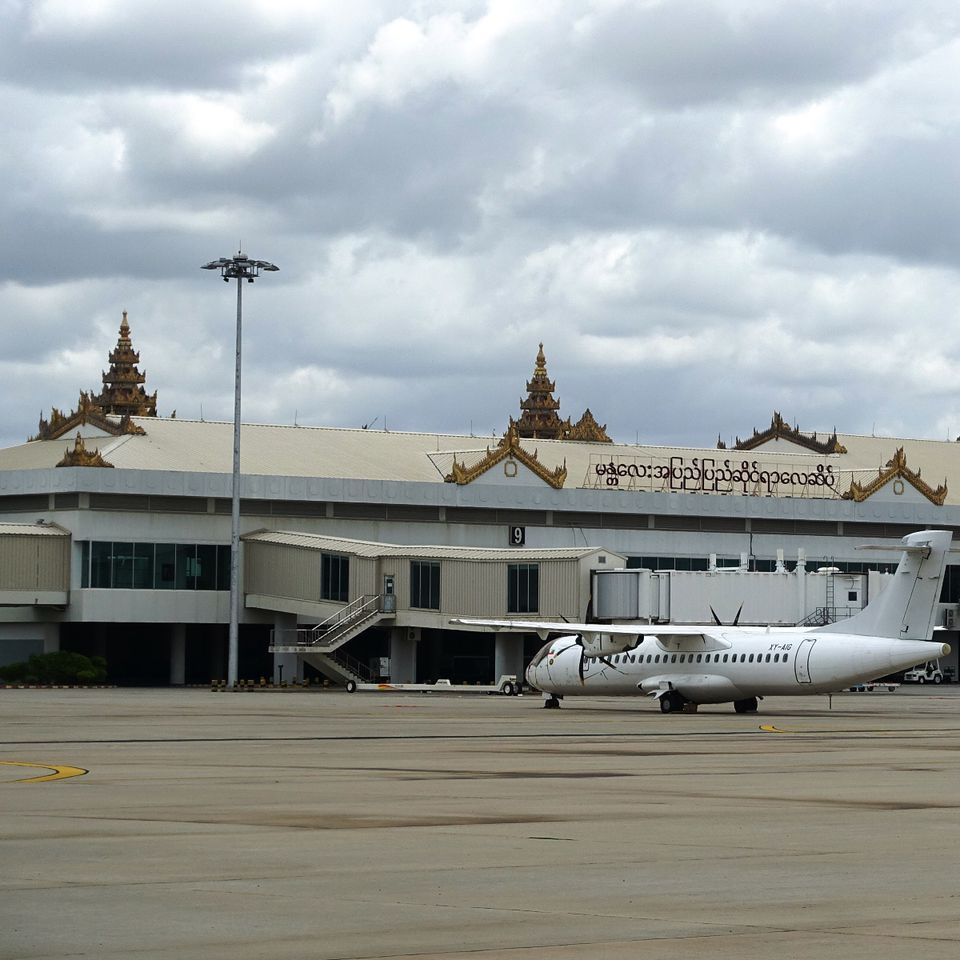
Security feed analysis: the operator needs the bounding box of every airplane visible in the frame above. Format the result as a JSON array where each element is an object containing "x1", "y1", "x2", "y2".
[{"x1": 451, "y1": 529, "x2": 954, "y2": 714}]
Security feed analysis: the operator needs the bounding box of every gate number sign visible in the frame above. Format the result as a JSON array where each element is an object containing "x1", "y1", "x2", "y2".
[{"x1": 509, "y1": 525, "x2": 526, "y2": 546}]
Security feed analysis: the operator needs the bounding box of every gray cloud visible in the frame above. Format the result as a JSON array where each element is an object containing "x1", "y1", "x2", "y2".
[{"x1": 2, "y1": 0, "x2": 960, "y2": 453}]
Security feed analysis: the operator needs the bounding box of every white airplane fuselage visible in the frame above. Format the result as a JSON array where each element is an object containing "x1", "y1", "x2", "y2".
[{"x1": 527, "y1": 631, "x2": 950, "y2": 703}]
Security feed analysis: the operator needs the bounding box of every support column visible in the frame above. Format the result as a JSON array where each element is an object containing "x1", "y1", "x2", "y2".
[
  {"x1": 494, "y1": 633, "x2": 523, "y2": 683},
  {"x1": 169, "y1": 624, "x2": 186, "y2": 686},
  {"x1": 390, "y1": 627, "x2": 418, "y2": 683},
  {"x1": 41, "y1": 623, "x2": 60, "y2": 654},
  {"x1": 272, "y1": 613, "x2": 302, "y2": 683}
]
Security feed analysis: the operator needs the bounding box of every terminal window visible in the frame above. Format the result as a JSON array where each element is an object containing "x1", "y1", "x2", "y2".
[
  {"x1": 508, "y1": 563, "x2": 539, "y2": 614},
  {"x1": 321, "y1": 552, "x2": 349, "y2": 602},
  {"x1": 410, "y1": 560, "x2": 441, "y2": 610},
  {"x1": 81, "y1": 541, "x2": 230, "y2": 590}
]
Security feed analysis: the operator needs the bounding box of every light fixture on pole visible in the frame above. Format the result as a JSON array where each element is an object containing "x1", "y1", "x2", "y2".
[{"x1": 201, "y1": 251, "x2": 279, "y2": 687}]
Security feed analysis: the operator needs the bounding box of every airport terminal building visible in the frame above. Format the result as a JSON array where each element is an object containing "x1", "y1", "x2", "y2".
[{"x1": 2, "y1": 319, "x2": 959, "y2": 685}]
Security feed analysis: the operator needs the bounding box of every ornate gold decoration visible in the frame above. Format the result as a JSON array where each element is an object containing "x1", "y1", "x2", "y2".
[
  {"x1": 719, "y1": 411, "x2": 847, "y2": 455},
  {"x1": 30, "y1": 311, "x2": 158, "y2": 441},
  {"x1": 842, "y1": 447, "x2": 947, "y2": 506},
  {"x1": 97, "y1": 310, "x2": 158, "y2": 418},
  {"x1": 445, "y1": 421, "x2": 567, "y2": 489},
  {"x1": 566, "y1": 408, "x2": 612, "y2": 443},
  {"x1": 513, "y1": 343, "x2": 612, "y2": 443},
  {"x1": 515, "y1": 343, "x2": 565, "y2": 439},
  {"x1": 56, "y1": 434, "x2": 114, "y2": 468}
]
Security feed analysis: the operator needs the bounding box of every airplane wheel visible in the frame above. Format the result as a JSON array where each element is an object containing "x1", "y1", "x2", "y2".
[
  {"x1": 734, "y1": 697, "x2": 758, "y2": 713},
  {"x1": 660, "y1": 692, "x2": 683, "y2": 714},
  {"x1": 544, "y1": 697, "x2": 561, "y2": 709},
  {"x1": 345, "y1": 680, "x2": 357, "y2": 693}
]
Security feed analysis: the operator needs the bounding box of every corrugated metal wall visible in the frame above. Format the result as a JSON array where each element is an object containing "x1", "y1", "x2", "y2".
[
  {"x1": 246, "y1": 541, "x2": 321, "y2": 600},
  {"x1": 244, "y1": 541, "x2": 588, "y2": 618},
  {"x1": 0, "y1": 535, "x2": 70, "y2": 590},
  {"x1": 442, "y1": 559, "x2": 580, "y2": 618},
  {"x1": 245, "y1": 542, "x2": 378, "y2": 602}
]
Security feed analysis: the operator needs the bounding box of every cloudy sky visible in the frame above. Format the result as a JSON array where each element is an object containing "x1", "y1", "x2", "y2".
[{"x1": 3, "y1": 0, "x2": 960, "y2": 452}]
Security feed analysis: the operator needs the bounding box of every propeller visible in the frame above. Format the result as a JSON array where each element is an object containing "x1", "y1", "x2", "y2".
[
  {"x1": 575, "y1": 633, "x2": 617, "y2": 681},
  {"x1": 710, "y1": 602, "x2": 743, "y2": 626}
]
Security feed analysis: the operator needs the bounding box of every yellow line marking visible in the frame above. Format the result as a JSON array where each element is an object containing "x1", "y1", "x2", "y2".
[
  {"x1": 759, "y1": 725, "x2": 791, "y2": 733},
  {"x1": 0, "y1": 761, "x2": 88, "y2": 783}
]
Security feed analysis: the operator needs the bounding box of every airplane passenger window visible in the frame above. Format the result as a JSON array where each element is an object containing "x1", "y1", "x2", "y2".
[
  {"x1": 671, "y1": 654, "x2": 677, "y2": 663},
  {"x1": 741, "y1": 654, "x2": 747, "y2": 663},
  {"x1": 748, "y1": 654, "x2": 754, "y2": 663},
  {"x1": 647, "y1": 655, "x2": 653, "y2": 663},
  {"x1": 773, "y1": 654, "x2": 779, "y2": 663},
  {"x1": 722, "y1": 654, "x2": 728, "y2": 662},
  {"x1": 765, "y1": 654, "x2": 771, "y2": 662}
]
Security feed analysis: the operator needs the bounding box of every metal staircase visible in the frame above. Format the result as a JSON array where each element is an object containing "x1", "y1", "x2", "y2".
[{"x1": 268, "y1": 594, "x2": 395, "y2": 686}]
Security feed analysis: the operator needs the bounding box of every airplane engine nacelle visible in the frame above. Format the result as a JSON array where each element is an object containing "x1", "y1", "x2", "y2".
[{"x1": 579, "y1": 633, "x2": 639, "y2": 657}]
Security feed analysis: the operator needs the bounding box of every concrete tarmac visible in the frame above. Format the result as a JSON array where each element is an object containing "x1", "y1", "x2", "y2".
[{"x1": 2, "y1": 687, "x2": 959, "y2": 960}]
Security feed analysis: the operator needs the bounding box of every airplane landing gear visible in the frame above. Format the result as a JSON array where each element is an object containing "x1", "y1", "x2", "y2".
[
  {"x1": 659, "y1": 691, "x2": 686, "y2": 714},
  {"x1": 734, "y1": 697, "x2": 759, "y2": 713},
  {"x1": 543, "y1": 696, "x2": 561, "y2": 709}
]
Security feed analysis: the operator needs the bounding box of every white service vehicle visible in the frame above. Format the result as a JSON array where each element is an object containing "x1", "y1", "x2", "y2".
[{"x1": 902, "y1": 660, "x2": 945, "y2": 684}]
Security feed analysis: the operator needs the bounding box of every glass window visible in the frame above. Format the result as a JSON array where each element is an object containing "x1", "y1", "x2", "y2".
[
  {"x1": 90, "y1": 541, "x2": 113, "y2": 588},
  {"x1": 216, "y1": 545, "x2": 231, "y2": 591},
  {"x1": 774, "y1": 653, "x2": 780, "y2": 663},
  {"x1": 132, "y1": 543, "x2": 154, "y2": 589},
  {"x1": 722, "y1": 654, "x2": 728, "y2": 663},
  {"x1": 410, "y1": 560, "x2": 441, "y2": 610},
  {"x1": 671, "y1": 654, "x2": 677, "y2": 663},
  {"x1": 80, "y1": 541, "x2": 90, "y2": 588},
  {"x1": 696, "y1": 654, "x2": 702, "y2": 663},
  {"x1": 176, "y1": 544, "x2": 197, "y2": 589},
  {"x1": 507, "y1": 563, "x2": 539, "y2": 614},
  {"x1": 111, "y1": 542, "x2": 134, "y2": 589},
  {"x1": 195, "y1": 545, "x2": 218, "y2": 590},
  {"x1": 155, "y1": 543, "x2": 176, "y2": 589},
  {"x1": 321, "y1": 553, "x2": 349, "y2": 602},
  {"x1": 765, "y1": 654, "x2": 771, "y2": 663}
]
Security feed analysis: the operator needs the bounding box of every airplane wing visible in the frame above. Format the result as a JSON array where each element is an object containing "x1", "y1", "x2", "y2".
[{"x1": 449, "y1": 617, "x2": 730, "y2": 648}]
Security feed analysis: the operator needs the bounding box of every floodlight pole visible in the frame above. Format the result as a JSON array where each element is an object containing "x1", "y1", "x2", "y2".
[{"x1": 201, "y1": 252, "x2": 279, "y2": 687}]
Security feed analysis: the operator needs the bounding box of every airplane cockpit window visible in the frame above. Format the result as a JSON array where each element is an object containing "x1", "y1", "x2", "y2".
[{"x1": 528, "y1": 642, "x2": 554, "y2": 669}]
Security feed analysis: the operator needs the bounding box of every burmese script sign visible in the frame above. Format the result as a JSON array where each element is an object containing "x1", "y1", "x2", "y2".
[{"x1": 583, "y1": 453, "x2": 840, "y2": 498}]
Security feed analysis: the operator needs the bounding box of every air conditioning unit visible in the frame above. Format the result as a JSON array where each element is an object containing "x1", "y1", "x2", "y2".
[{"x1": 945, "y1": 608, "x2": 957, "y2": 630}]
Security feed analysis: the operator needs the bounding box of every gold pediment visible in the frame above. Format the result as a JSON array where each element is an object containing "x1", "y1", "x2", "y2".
[
  {"x1": 720, "y1": 411, "x2": 847, "y2": 455},
  {"x1": 841, "y1": 447, "x2": 946, "y2": 506},
  {"x1": 445, "y1": 422, "x2": 567, "y2": 489},
  {"x1": 56, "y1": 434, "x2": 114, "y2": 468},
  {"x1": 31, "y1": 391, "x2": 147, "y2": 442},
  {"x1": 566, "y1": 408, "x2": 612, "y2": 443}
]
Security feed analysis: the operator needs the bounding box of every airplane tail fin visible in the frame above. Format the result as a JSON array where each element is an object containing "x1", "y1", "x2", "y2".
[{"x1": 820, "y1": 530, "x2": 952, "y2": 640}]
